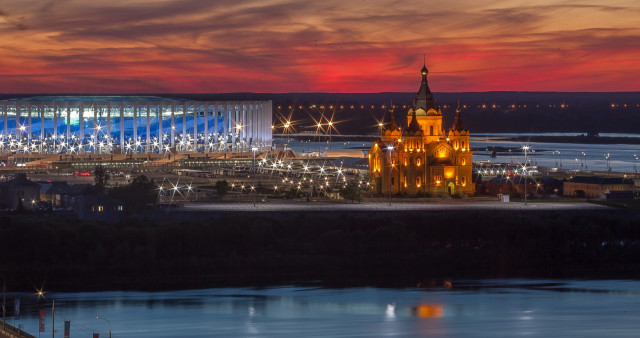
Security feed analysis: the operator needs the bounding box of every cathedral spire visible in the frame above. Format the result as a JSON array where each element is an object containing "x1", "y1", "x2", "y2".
[
  {"x1": 414, "y1": 59, "x2": 437, "y2": 111},
  {"x1": 406, "y1": 108, "x2": 422, "y2": 134},
  {"x1": 385, "y1": 105, "x2": 398, "y2": 132},
  {"x1": 452, "y1": 100, "x2": 465, "y2": 131}
]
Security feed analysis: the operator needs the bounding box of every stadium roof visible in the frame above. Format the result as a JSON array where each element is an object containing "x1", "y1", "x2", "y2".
[{"x1": 0, "y1": 95, "x2": 189, "y2": 103}]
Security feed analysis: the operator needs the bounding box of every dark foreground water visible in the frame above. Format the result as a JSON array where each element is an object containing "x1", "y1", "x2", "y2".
[{"x1": 9, "y1": 280, "x2": 640, "y2": 337}]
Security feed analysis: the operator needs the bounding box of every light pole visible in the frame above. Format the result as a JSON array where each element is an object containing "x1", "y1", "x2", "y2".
[
  {"x1": 1, "y1": 274, "x2": 5, "y2": 331},
  {"x1": 523, "y1": 145, "x2": 529, "y2": 205},
  {"x1": 327, "y1": 120, "x2": 333, "y2": 151},
  {"x1": 386, "y1": 145, "x2": 394, "y2": 206},
  {"x1": 582, "y1": 151, "x2": 586, "y2": 170},
  {"x1": 97, "y1": 316, "x2": 111, "y2": 338}
]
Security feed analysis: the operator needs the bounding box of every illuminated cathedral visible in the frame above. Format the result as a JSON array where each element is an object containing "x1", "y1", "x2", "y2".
[{"x1": 368, "y1": 64, "x2": 474, "y2": 196}]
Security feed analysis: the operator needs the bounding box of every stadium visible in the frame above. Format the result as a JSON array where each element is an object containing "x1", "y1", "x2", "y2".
[{"x1": 0, "y1": 96, "x2": 272, "y2": 155}]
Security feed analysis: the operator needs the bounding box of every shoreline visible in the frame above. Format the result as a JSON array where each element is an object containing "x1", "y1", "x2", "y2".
[
  {"x1": 281, "y1": 134, "x2": 640, "y2": 145},
  {"x1": 508, "y1": 135, "x2": 640, "y2": 144}
]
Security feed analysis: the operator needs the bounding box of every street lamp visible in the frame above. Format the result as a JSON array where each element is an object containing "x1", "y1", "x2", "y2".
[
  {"x1": 553, "y1": 150, "x2": 561, "y2": 168},
  {"x1": 327, "y1": 120, "x2": 333, "y2": 150},
  {"x1": 386, "y1": 144, "x2": 394, "y2": 206},
  {"x1": 97, "y1": 316, "x2": 111, "y2": 338},
  {"x1": 1, "y1": 274, "x2": 5, "y2": 331},
  {"x1": 523, "y1": 145, "x2": 529, "y2": 205}
]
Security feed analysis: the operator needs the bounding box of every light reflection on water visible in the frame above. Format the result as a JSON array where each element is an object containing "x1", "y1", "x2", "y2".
[{"x1": 11, "y1": 280, "x2": 640, "y2": 337}]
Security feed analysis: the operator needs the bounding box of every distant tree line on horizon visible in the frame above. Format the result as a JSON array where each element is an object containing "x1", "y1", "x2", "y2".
[{"x1": 266, "y1": 92, "x2": 640, "y2": 135}]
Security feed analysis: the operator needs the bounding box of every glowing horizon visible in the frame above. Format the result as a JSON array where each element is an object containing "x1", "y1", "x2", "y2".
[{"x1": 1, "y1": 0, "x2": 639, "y2": 93}]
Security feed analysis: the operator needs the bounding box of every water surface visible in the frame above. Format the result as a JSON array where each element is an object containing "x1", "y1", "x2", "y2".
[{"x1": 11, "y1": 280, "x2": 640, "y2": 337}]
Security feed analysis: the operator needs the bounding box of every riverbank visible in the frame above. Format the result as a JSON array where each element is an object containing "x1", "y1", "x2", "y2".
[
  {"x1": 2, "y1": 209, "x2": 640, "y2": 292},
  {"x1": 509, "y1": 135, "x2": 640, "y2": 144}
]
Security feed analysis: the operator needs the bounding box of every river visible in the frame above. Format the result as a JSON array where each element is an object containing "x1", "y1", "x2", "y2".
[
  {"x1": 9, "y1": 279, "x2": 640, "y2": 337},
  {"x1": 278, "y1": 133, "x2": 640, "y2": 173}
]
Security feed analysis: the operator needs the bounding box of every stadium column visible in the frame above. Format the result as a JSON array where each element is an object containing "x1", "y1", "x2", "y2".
[
  {"x1": 53, "y1": 105, "x2": 58, "y2": 151},
  {"x1": 170, "y1": 104, "x2": 175, "y2": 148},
  {"x1": 242, "y1": 104, "x2": 246, "y2": 150},
  {"x1": 257, "y1": 103, "x2": 262, "y2": 149},
  {"x1": 40, "y1": 104, "x2": 45, "y2": 153},
  {"x1": 133, "y1": 104, "x2": 138, "y2": 153},
  {"x1": 171, "y1": 104, "x2": 176, "y2": 148},
  {"x1": 204, "y1": 103, "x2": 209, "y2": 153},
  {"x1": 247, "y1": 102, "x2": 256, "y2": 150},
  {"x1": 251, "y1": 102, "x2": 256, "y2": 148},
  {"x1": 245, "y1": 103, "x2": 250, "y2": 148},
  {"x1": 232, "y1": 103, "x2": 236, "y2": 150},
  {"x1": 79, "y1": 104, "x2": 84, "y2": 152},
  {"x1": 193, "y1": 104, "x2": 198, "y2": 152},
  {"x1": 268, "y1": 101, "x2": 273, "y2": 149},
  {"x1": 119, "y1": 103, "x2": 125, "y2": 152},
  {"x1": 157, "y1": 105, "x2": 162, "y2": 153},
  {"x1": 213, "y1": 104, "x2": 218, "y2": 150},
  {"x1": 260, "y1": 102, "x2": 264, "y2": 147},
  {"x1": 256, "y1": 103, "x2": 261, "y2": 149},
  {"x1": 182, "y1": 103, "x2": 187, "y2": 153},
  {"x1": 107, "y1": 102, "x2": 111, "y2": 150},
  {"x1": 14, "y1": 104, "x2": 18, "y2": 142},
  {"x1": 266, "y1": 102, "x2": 269, "y2": 147},
  {"x1": 254, "y1": 103, "x2": 258, "y2": 148},
  {"x1": 146, "y1": 103, "x2": 150, "y2": 153},
  {"x1": 27, "y1": 103, "x2": 32, "y2": 147},
  {"x1": 93, "y1": 102, "x2": 98, "y2": 153},
  {"x1": 223, "y1": 103, "x2": 229, "y2": 149},
  {"x1": 66, "y1": 103, "x2": 70, "y2": 151}
]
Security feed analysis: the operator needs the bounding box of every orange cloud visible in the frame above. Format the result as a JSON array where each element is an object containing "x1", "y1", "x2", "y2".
[{"x1": 0, "y1": 1, "x2": 638, "y2": 93}]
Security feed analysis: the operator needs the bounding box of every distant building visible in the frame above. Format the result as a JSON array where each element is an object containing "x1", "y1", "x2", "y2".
[
  {"x1": 67, "y1": 185, "x2": 125, "y2": 221},
  {"x1": 368, "y1": 64, "x2": 474, "y2": 196},
  {"x1": 563, "y1": 176, "x2": 634, "y2": 199},
  {"x1": 39, "y1": 181, "x2": 73, "y2": 207},
  {"x1": 0, "y1": 173, "x2": 41, "y2": 210}
]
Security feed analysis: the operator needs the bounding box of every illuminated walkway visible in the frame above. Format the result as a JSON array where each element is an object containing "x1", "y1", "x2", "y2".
[{"x1": 181, "y1": 200, "x2": 611, "y2": 212}]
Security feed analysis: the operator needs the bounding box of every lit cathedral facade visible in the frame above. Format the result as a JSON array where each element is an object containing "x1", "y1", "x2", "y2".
[{"x1": 368, "y1": 64, "x2": 474, "y2": 196}]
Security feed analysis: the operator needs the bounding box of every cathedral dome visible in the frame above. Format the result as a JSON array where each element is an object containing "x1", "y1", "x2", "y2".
[{"x1": 421, "y1": 65, "x2": 428, "y2": 76}]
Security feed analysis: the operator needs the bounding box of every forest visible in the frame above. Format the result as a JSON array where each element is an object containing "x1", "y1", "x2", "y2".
[{"x1": 1, "y1": 209, "x2": 640, "y2": 292}]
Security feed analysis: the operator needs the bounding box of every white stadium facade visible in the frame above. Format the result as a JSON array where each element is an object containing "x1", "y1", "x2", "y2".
[{"x1": 0, "y1": 96, "x2": 272, "y2": 155}]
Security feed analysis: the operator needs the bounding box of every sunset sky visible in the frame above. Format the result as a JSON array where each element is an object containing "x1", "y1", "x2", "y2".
[{"x1": 1, "y1": 0, "x2": 639, "y2": 93}]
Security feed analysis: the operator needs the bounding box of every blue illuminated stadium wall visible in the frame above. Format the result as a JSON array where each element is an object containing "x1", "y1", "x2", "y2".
[{"x1": 0, "y1": 96, "x2": 272, "y2": 153}]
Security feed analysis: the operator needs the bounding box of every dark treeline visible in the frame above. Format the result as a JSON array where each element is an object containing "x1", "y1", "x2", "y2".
[
  {"x1": 1, "y1": 210, "x2": 640, "y2": 292},
  {"x1": 4, "y1": 92, "x2": 639, "y2": 134},
  {"x1": 173, "y1": 92, "x2": 640, "y2": 134}
]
